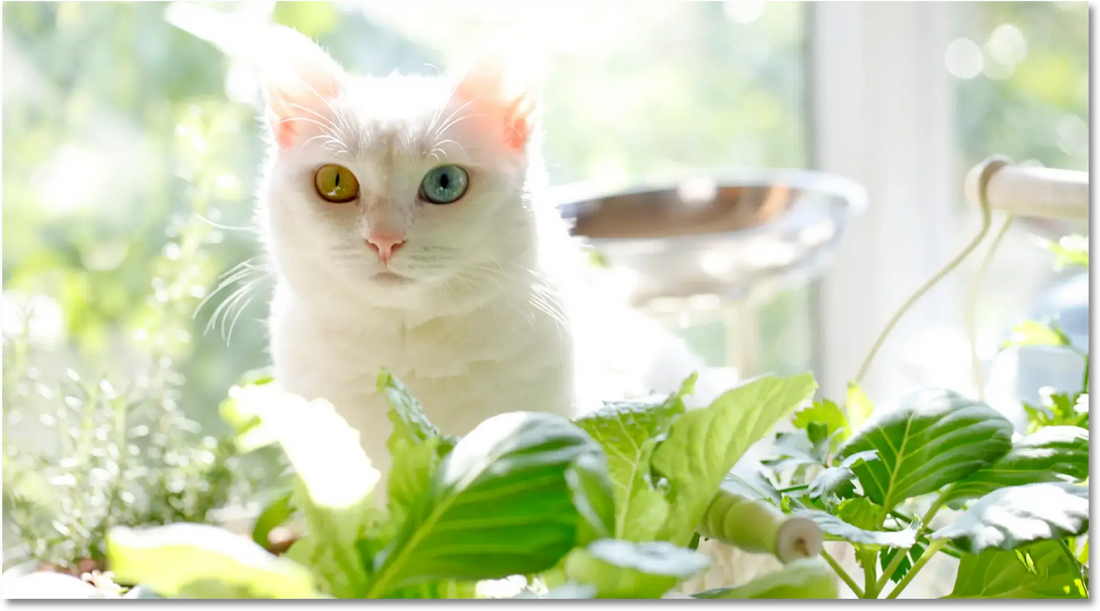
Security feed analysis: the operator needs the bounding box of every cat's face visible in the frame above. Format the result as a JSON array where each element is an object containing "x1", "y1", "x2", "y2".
[{"x1": 257, "y1": 27, "x2": 541, "y2": 311}]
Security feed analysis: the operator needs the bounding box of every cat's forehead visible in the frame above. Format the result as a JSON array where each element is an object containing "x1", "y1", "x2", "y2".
[{"x1": 338, "y1": 73, "x2": 455, "y2": 129}]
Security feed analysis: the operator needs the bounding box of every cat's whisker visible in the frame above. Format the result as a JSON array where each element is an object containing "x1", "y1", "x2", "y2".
[
  {"x1": 301, "y1": 132, "x2": 351, "y2": 155},
  {"x1": 431, "y1": 139, "x2": 471, "y2": 163},
  {"x1": 215, "y1": 276, "x2": 268, "y2": 340},
  {"x1": 277, "y1": 116, "x2": 342, "y2": 141},
  {"x1": 285, "y1": 75, "x2": 355, "y2": 137},
  {"x1": 193, "y1": 259, "x2": 265, "y2": 322},
  {"x1": 226, "y1": 289, "x2": 264, "y2": 347},
  {"x1": 284, "y1": 101, "x2": 341, "y2": 135},
  {"x1": 429, "y1": 99, "x2": 475, "y2": 141},
  {"x1": 195, "y1": 214, "x2": 255, "y2": 233},
  {"x1": 433, "y1": 112, "x2": 490, "y2": 141}
]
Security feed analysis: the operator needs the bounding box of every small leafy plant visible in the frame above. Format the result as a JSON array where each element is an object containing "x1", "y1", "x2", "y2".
[
  {"x1": 90, "y1": 369, "x2": 834, "y2": 599},
  {"x1": 749, "y1": 232, "x2": 1090, "y2": 599}
]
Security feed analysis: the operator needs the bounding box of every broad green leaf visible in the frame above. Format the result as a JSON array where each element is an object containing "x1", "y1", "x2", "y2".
[
  {"x1": 947, "y1": 540, "x2": 1087, "y2": 599},
  {"x1": 796, "y1": 498, "x2": 916, "y2": 548},
  {"x1": 651, "y1": 373, "x2": 818, "y2": 545},
  {"x1": 565, "y1": 452, "x2": 616, "y2": 544},
  {"x1": 792, "y1": 398, "x2": 850, "y2": 447},
  {"x1": 943, "y1": 426, "x2": 1089, "y2": 506},
  {"x1": 837, "y1": 388, "x2": 1013, "y2": 514},
  {"x1": 846, "y1": 382, "x2": 874, "y2": 430},
  {"x1": 564, "y1": 539, "x2": 711, "y2": 599},
  {"x1": 106, "y1": 524, "x2": 321, "y2": 599},
  {"x1": 694, "y1": 558, "x2": 837, "y2": 599},
  {"x1": 1045, "y1": 234, "x2": 1089, "y2": 271},
  {"x1": 573, "y1": 375, "x2": 694, "y2": 540},
  {"x1": 381, "y1": 372, "x2": 457, "y2": 545},
  {"x1": 228, "y1": 385, "x2": 379, "y2": 597},
  {"x1": 384, "y1": 432, "x2": 443, "y2": 540},
  {"x1": 932, "y1": 482, "x2": 1089, "y2": 554},
  {"x1": 368, "y1": 412, "x2": 613, "y2": 597},
  {"x1": 252, "y1": 491, "x2": 295, "y2": 549},
  {"x1": 1003, "y1": 319, "x2": 1071, "y2": 349}
]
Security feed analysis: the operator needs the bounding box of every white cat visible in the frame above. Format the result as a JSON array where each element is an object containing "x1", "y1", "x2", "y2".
[{"x1": 254, "y1": 26, "x2": 777, "y2": 590}]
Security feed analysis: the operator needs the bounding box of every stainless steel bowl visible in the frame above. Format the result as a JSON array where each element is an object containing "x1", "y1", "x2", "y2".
[{"x1": 554, "y1": 169, "x2": 867, "y2": 306}]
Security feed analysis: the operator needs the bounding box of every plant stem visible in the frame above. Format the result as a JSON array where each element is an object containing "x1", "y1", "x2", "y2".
[
  {"x1": 886, "y1": 539, "x2": 946, "y2": 599},
  {"x1": 820, "y1": 548, "x2": 863, "y2": 598},
  {"x1": 875, "y1": 493, "x2": 946, "y2": 598},
  {"x1": 860, "y1": 549, "x2": 879, "y2": 598},
  {"x1": 854, "y1": 159, "x2": 998, "y2": 385},
  {"x1": 967, "y1": 213, "x2": 1015, "y2": 402},
  {"x1": 777, "y1": 484, "x2": 810, "y2": 494}
]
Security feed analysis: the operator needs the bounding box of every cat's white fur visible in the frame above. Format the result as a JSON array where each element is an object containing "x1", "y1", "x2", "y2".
[{"x1": 256, "y1": 26, "x2": 775, "y2": 589}]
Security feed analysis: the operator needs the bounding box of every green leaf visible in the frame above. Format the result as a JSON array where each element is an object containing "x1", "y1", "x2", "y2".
[
  {"x1": 932, "y1": 482, "x2": 1089, "y2": 554},
  {"x1": 651, "y1": 373, "x2": 818, "y2": 545},
  {"x1": 229, "y1": 385, "x2": 380, "y2": 597},
  {"x1": 796, "y1": 498, "x2": 916, "y2": 548},
  {"x1": 106, "y1": 524, "x2": 322, "y2": 599},
  {"x1": 837, "y1": 388, "x2": 1013, "y2": 515},
  {"x1": 763, "y1": 431, "x2": 824, "y2": 471},
  {"x1": 378, "y1": 370, "x2": 448, "y2": 446},
  {"x1": 807, "y1": 451, "x2": 877, "y2": 502},
  {"x1": 367, "y1": 412, "x2": 612, "y2": 596},
  {"x1": 252, "y1": 491, "x2": 295, "y2": 549},
  {"x1": 565, "y1": 453, "x2": 617, "y2": 544},
  {"x1": 807, "y1": 468, "x2": 856, "y2": 501},
  {"x1": 943, "y1": 426, "x2": 1089, "y2": 506},
  {"x1": 719, "y1": 470, "x2": 782, "y2": 505},
  {"x1": 564, "y1": 539, "x2": 711, "y2": 599},
  {"x1": 694, "y1": 558, "x2": 838, "y2": 599},
  {"x1": 846, "y1": 382, "x2": 874, "y2": 431},
  {"x1": 573, "y1": 375, "x2": 694, "y2": 540},
  {"x1": 947, "y1": 540, "x2": 1087, "y2": 598},
  {"x1": 879, "y1": 538, "x2": 926, "y2": 583},
  {"x1": 1003, "y1": 319, "x2": 1071, "y2": 349},
  {"x1": 792, "y1": 398, "x2": 850, "y2": 447},
  {"x1": 1045, "y1": 234, "x2": 1089, "y2": 271}
]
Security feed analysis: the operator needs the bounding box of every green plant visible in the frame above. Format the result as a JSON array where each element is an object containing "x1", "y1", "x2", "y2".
[
  {"x1": 1, "y1": 107, "x2": 258, "y2": 573},
  {"x1": 749, "y1": 232, "x2": 1090, "y2": 599},
  {"x1": 85, "y1": 369, "x2": 836, "y2": 599}
]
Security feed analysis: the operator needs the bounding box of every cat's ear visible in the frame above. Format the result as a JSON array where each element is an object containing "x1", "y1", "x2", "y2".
[
  {"x1": 258, "y1": 26, "x2": 346, "y2": 148},
  {"x1": 454, "y1": 52, "x2": 541, "y2": 151}
]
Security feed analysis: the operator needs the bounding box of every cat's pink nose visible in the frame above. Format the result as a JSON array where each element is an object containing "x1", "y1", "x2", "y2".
[{"x1": 366, "y1": 232, "x2": 405, "y2": 263}]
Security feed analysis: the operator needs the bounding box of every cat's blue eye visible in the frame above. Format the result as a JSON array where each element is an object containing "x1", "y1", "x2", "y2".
[{"x1": 420, "y1": 165, "x2": 469, "y2": 205}]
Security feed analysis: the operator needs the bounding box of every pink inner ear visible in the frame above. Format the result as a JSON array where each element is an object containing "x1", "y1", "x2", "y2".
[
  {"x1": 260, "y1": 27, "x2": 346, "y2": 149},
  {"x1": 455, "y1": 60, "x2": 537, "y2": 151},
  {"x1": 266, "y1": 73, "x2": 343, "y2": 149}
]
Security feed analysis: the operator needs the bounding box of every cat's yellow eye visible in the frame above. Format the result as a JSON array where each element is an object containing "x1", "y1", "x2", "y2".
[{"x1": 314, "y1": 164, "x2": 360, "y2": 203}]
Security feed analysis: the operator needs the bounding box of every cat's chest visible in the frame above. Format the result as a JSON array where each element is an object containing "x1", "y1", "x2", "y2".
[{"x1": 270, "y1": 296, "x2": 576, "y2": 435}]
